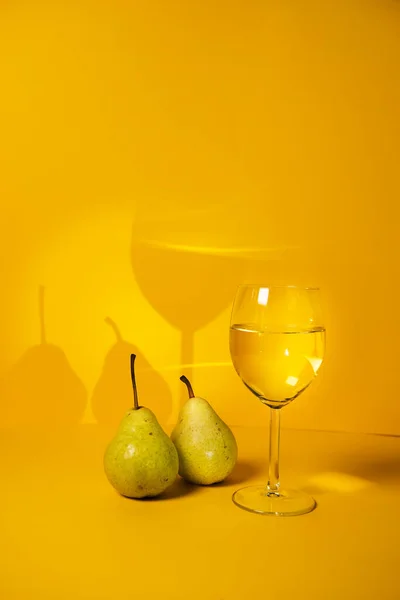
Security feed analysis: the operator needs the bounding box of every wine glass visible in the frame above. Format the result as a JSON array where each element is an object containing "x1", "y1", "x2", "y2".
[{"x1": 229, "y1": 284, "x2": 325, "y2": 516}]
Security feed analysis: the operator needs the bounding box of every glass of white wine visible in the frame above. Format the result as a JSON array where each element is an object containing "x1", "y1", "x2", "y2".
[{"x1": 230, "y1": 285, "x2": 325, "y2": 516}]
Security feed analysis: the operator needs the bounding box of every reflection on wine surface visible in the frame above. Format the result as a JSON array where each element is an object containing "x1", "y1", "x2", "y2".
[{"x1": 230, "y1": 325, "x2": 325, "y2": 408}]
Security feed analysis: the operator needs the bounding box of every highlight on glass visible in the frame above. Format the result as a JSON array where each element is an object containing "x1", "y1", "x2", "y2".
[{"x1": 229, "y1": 284, "x2": 325, "y2": 516}]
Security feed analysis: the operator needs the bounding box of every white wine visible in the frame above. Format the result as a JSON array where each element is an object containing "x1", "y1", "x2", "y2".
[{"x1": 230, "y1": 324, "x2": 325, "y2": 407}]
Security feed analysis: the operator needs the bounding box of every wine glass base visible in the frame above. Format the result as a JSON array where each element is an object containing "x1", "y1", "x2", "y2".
[{"x1": 232, "y1": 485, "x2": 316, "y2": 516}]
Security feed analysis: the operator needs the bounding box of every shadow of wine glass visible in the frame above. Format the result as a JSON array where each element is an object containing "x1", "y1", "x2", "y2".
[
  {"x1": 130, "y1": 240, "x2": 247, "y2": 382},
  {"x1": 0, "y1": 286, "x2": 87, "y2": 427},
  {"x1": 91, "y1": 317, "x2": 172, "y2": 428},
  {"x1": 300, "y1": 448, "x2": 400, "y2": 496},
  {"x1": 343, "y1": 451, "x2": 400, "y2": 486}
]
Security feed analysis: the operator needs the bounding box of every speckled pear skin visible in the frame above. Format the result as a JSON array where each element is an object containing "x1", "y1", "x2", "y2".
[
  {"x1": 104, "y1": 407, "x2": 179, "y2": 498},
  {"x1": 171, "y1": 396, "x2": 238, "y2": 485}
]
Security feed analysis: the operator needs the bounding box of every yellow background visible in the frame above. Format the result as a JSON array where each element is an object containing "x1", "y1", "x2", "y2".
[
  {"x1": 1, "y1": 0, "x2": 399, "y2": 435},
  {"x1": 1, "y1": 4, "x2": 400, "y2": 599}
]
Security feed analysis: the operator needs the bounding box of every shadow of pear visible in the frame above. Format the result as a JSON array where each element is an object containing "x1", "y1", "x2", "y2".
[
  {"x1": 213, "y1": 460, "x2": 264, "y2": 487},
  {"x1": 130, "y1": 477, "x2": 201, "y2": 502},
  {"x1": 0, "y1": 286, "x2": 87, "y2": 426},
  {"x1": 91, "y1": 318, "x2": 171, "y2": 428}
]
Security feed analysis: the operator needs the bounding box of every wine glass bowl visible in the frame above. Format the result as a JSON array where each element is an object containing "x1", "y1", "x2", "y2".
[{"x1": 229, "y1": 285, "x2": 325, "y2": 516}]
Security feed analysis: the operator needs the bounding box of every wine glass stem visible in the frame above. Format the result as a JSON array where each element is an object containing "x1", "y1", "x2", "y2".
[{"x1": 267, "y1": 408, "x2": 281, "y2": 494}]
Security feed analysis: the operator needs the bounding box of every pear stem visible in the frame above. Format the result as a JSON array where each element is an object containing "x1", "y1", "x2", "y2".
[
  {"x1": 130, "y1": 354, "x2": 139, "y2": 410},
  {"x1": 180, "y1": 375, "x2": 195, "y2": 399}
]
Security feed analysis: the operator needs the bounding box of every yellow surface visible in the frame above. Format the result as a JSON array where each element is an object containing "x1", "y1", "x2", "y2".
[
  {"x1": 1, "y1": 425, "x2": 399, "y2": 599},
  {"x1": 0, "y1": 0, "x2": 399, "y2": 435}
]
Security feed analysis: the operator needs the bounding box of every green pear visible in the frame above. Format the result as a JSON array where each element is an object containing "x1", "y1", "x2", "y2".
[
  {"x1": 104, "y1": 355, "x2": 178, "y2": 498},
  {"x1": 171, "y1": 376, "x2": 238, "y2": 485}
]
